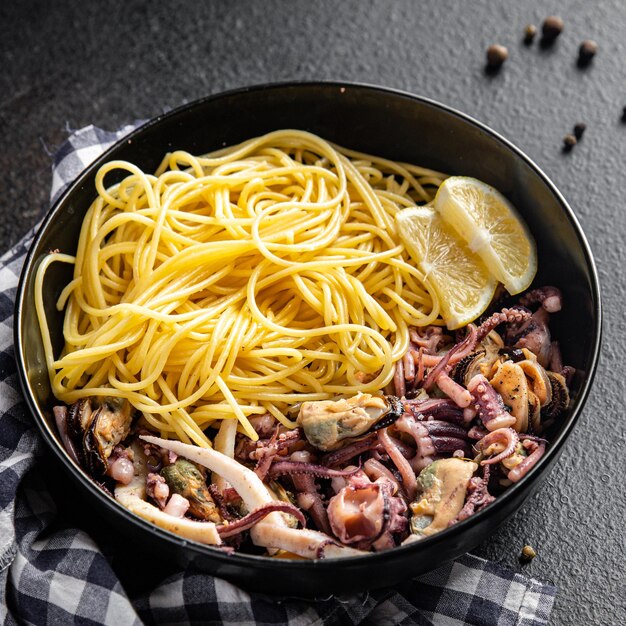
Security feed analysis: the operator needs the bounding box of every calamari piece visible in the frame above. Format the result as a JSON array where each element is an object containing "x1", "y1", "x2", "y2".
[
  {"x1": 140, "y1": 435, "x2": 278, "y2": 512},
  {"x1": 327, "y1": 477, "x2": 407, "y2": 551},
  {"x1": 250, "y1": 524, "x2": 364, "y2": 559},
  {"x1": 328, "y1": 482, "x2": 386, "y2": 546},
  {"x1": 140, "y1": 435, "x2": 366, "y2": 559},
  {"x1": 410, "y1": 458, "x2": 477, "y2": 537},
  {"x1": 297, "y1": 393, "x2": 403, "y2": 451},
  {"x1": 115, "y1": 444, "x2": 221, "y2": 545},
  {"x1": 213, "y1": 418, "x2": 238, "y2": 492}
]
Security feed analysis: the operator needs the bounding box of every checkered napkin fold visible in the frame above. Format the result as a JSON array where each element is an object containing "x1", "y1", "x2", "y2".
[{"x1": 0, "y1": 125, "x2": 557, "y2": 626}]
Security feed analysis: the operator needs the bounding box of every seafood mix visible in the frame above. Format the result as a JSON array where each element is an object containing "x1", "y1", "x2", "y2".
[{"x1": 52, "y1": 286, "x2": 572, "y2": 559}]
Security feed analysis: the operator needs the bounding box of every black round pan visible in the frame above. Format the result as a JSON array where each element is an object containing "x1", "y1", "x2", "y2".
[{"x1": 14, "y1": 82, "x2": 601, "y2": 596}]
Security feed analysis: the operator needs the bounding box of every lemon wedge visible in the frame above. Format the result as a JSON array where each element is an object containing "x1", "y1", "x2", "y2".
[
  {"x1": 434, "y1": 176, "x2": 537, "y2": 294},
  {"x1": 396, "y1": 206, "x2": 497, "y2": 329}
]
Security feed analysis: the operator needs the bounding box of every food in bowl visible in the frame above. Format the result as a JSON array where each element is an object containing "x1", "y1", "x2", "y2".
[{"x1": 35, "y1": 129, "x2": 572, "y2": 559}]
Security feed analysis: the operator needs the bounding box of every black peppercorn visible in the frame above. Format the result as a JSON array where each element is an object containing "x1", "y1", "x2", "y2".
[
  {"x1": 486, "y1": 44, "x2": 509, "y2": 69},
  {"x1": 563, "y1": 134, "x2": 577, "y2": 151},
  {"x1": 523, "y1": 24, "x2": 537, "y2": 44},
  {"x1": 573, "y1": 123, "x2": 586, "y2": 140},
  {"x1": 542, "y1": 16, "x2": 564, "y2": 42},
  {"x1": 578, "y1": 40, "x2": 598, "y2": 66},
  {"x1": 622, "y1": 106, "x2": 626, "y2": 122},
  {"x1": 520, "y1": 545, "x2": 537, "y2": 562}
]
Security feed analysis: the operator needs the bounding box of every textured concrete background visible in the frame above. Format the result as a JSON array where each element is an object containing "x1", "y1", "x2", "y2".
[{"x1": 1, "y1": 1, "x2": 624, "y2": 623}]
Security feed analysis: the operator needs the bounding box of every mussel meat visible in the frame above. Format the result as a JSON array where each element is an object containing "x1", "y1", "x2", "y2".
[
  {"x1": 453, "y1": 331, "x2": 504, "y2": 387},
  {"x1": 488, "y1": 354, "x2": 555, "y2": 433},
  {"x1": 410, "y1": 458, "x2": 478, "y2": 537},
  {"x1": 160, "y1": 459, "x2": 221, "y2": 523},
  {"x1": 67, "y1": 396, "x2": 133, "y2": 475},
  {"x1": 542, "y1": 372, "x2": 570, "y2": 419},
  {"x1": 297, "y1": 393, "x2": 404, "y2": 451}
]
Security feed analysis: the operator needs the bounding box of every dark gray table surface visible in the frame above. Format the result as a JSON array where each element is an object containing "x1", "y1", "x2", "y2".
[{"x1": 2, "y1": 1, "x2": 624, "y2": 624}]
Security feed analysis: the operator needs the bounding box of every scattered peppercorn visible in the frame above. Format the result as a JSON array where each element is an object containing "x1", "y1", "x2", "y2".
[
  {"x1": 573, "y1": 123, "x2": 586, "y2": 139},
  {"x1": 523, "y1": 24, "x2": 537, "y2": 44},
  {"x1": 542, "y1": 15, "x2": 564, "y2": 43},
  {"x1": 486, "y1": 44, "x2": 509, "y2": 69},
  {"x1": 520, "y1": 545, "x2": 537, "y2": 562},
  {"x1": 563, "y1": 134, "x2": 577, "y2": 151},
  {"x1": 578, "y1": 40, "x2": 598, "y2": 66}
]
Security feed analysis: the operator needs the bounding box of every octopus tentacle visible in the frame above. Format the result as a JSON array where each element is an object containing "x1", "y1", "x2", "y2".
[
  {"x1": 405, "y1": 398, "x2": 466, "y2": 425},
  {"x1": 321, "y1": 434, "x2": 379, "y2": 468},
  {"x1": 549, "y1": 341, "x2": 563, "y2": 373},
  {"x1": 288, "y1": 451, "x2": 332, "y2": 535},
  {"x1": 385, "y1": 435, "x2": 416, "y2": 460},
  {"x1": 519, "y1": 433, "x2": 548, "y2": 444},
  {"x1": 377, "y1": 428, "x2": 417, "y2": 501},
  {"x1": 435, "y1": 371, "x2": 474, "y2": 407},
  {"x1": 373, "y1": 485, "x2": 409, "y2": 551},
  {"x1": 475, "y1": 428, "x2": 519, "y2": 465},
  {"x1": 508, "y1": 442, "x2": 546, "y2": 482},
  {"x1": 454, "y1": 465, "x2": 495, "y2": 522},
  {"x1": 520, "y1": 286, "x2": 562, "y2": 313},
  {"x1": 394, "y1": 359, "x2": 406, "y2": 398},
  {"x1": 409, "y1": 326, "x2": 447, "y2": 354},
  {"x1": 394, "y1": 413, "x2": 436, "y2": 473},
  {"x1": 251, "y1": 428, "x2": 302, "y2": 481},
  {"x1": 420, "y1": 420, "x2": 468, "y2": 439},
  {"x1": 415, "y1": 347, "x2": 425, "y2": 385},
  {"x1": 363, "y1": 458, "x2": 403, "y2": 496},
  {"x1": 208, "y1": 484, "x2": 237, "y2": 522},
  {"x1": 268, "y1": 460, "x2": 361, "y2": 479},
  {"x1": 467, "y1": 425, "x2": 489, "y2": 440},
  {"x1": 293, "y1": 473, "x2": 332, "y2": 536},
  {"x1": 467, "y1": 375, "x2": 516, "y2": 431},
  {"x1": 463, "y1": 406, "x2": 477, "y2": 423},
  {"x1": 476, "y1": 308, "x2": 532, "y2": 344},
  {"x1": 403, "y1": 351, "x2": 415, "y2": 381},
  {"x1": 431, "y1": 435, "x2": 471, "y2": 454},
  {"x1": 514, "y1": 308, "x2": 552, "y2": 366},
  {"x1": 420, "y1": 324, "x2": 478, "y2": 373},
  {"x1": 140, "y1": 436, "x2": 362, "y2": 558},
  {"x1": 217, "y1": 502, "x2": 306, "y2": 538}
]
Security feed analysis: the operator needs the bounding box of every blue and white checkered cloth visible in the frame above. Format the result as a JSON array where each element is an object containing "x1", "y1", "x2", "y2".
[{"x1": 0, "y1": 124, "x2": 557, "y2": 625}]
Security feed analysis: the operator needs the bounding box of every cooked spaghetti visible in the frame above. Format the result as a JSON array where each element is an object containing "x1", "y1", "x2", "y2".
[{"x1": 36, "y1": 130, "x2": 448, "y2": 446}]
